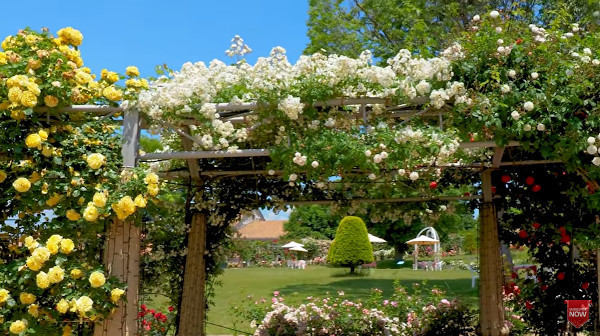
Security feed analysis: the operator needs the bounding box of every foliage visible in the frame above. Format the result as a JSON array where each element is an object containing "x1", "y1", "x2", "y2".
[
  {"x1": 327, "y1": 216, "x2": 373, "y2": 273},
  {"x1": 284, "y1": 205, "x2": 340, "y2": 239},
  {"x1": 462, "y1": 231, "x2": 478, "y2": 254},
  {"x1": 305, "y1": 0, "x2": 598, "y2": 60},
  {"x1": 0, "y1": 235, "x2": 125, "y2": 335}
]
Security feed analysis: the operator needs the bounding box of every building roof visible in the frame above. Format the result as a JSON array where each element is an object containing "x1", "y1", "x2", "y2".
[{"x1": 237, "y1": 220, "x2": 287, "y2": 241}]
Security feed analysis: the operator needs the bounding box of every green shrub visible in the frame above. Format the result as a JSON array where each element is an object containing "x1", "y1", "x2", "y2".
[{"x1": 327, "y1": 216, "x2": 373, "y2": 273}]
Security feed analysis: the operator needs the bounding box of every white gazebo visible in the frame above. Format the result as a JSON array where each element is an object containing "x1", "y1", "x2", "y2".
[{"x1": 406, "y1": 227, "x2": 441, "y2": 270}]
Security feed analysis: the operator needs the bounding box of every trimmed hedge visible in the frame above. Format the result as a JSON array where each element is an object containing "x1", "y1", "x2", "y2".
[{"x1": 327, "y1": 216, "x2": 373, "y2": 273}]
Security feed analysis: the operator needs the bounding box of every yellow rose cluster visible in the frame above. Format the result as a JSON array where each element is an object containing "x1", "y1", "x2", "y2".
[
  {"x1": 86, "y1": 153, "x2": 106, "y2": 169},
  {"x1": 6, "y1": 74, "x2": 41, "y2": 110},
  {"x1": 56, "y1": 27, "x2": 83, "y2": 46}
]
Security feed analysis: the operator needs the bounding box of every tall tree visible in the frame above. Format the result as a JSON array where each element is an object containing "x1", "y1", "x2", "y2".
[
  {"x1": 284, "y1": 205, "x2": 341, "y2": 239},
  {"x1": 306, "y1": 0, "x2": 597, "y2": 60}
]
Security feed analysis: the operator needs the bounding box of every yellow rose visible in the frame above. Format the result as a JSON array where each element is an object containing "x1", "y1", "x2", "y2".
[
  {"x1": 48, "y1": 266, "x2": 65, "y2": 284},
  {"x1": 107, "y1": 72, "x2": 119, "y2": 83},
  {"x1": 46, "y1": 193, "x2": 62, "y2": 206},
  {"x1": 75, "y1": 296, "x2": 93, "y2": 314},
  {"x1": 75, "y1": 71, "x2": 93, "y2": 85},
  {"x1": 70, "y1": 268, "x2": 83, "y2": 279},
  {"x1": 86, "y1": 153, "x2": 105, "y2": 169},
  {"x1": 13, "y1": 177, "x2": 31, "y2": 192},
  {"x1": 89, "y1": 271, "x2": 106, "y2": 288},
  {"x1": 26, "y1": 256, "x2": 43, "y2": 271},
  {"x1": 36, "y1": 272, "x2": 50, "y2": 289},
  {"x1": 32, "y1": 247, "x2": 51, "y2": 263},
  {"x1": 56, "y1": 299, "x2": 69, "y2": 314},
  {"x1": 102, "y1": 86, "x2": 123, "y2": 101},
  {"x1": 10, "y1": 109, "x2": 25, "y2": 120},
  {"x1": 47, "y1": 242, "x2": 59, "y2": 255},
  {"x1": 93, "y1": 192, "x2": 107, "y2": 207},
  {"x1": 83, "y1": 204, "x2": 99, "y2": 222},
  {"x1": 66, "y1": 209, "x2": 81, "y2": 221},
  {"x1": 9, "y1": 320, "x2": 26, "y2": 334},
  {"x1": 43, "y1": 95, "x2": 59, "y2": 107},
  {"x1": 110, "y1": 288, "x2": 125, "y2": 303},
  {"x1": 147, "y1": 184, "x2": 159, "y2": 196},
  {"x1": 47, "y1": 234, "x2": 63, "y2": 245},
  {"x1": 25, "y1": 133, "x2": 42, "y2": 149},
  {"x1": 0, "y1": 289, "x2": 10, "y2": 303},
  {"x1": 0, "y1": 170, "x2": 6, "y2": 183},
  {"x1": 111, "y1": 196, "x2": 137, "y2": 220},
  {"x1": 57, "y1": 27, "x2": 83, "y2": 46},
  {"x1": 62, "y1": 326, "x2": 72, "y2": 336},
  {"x1": 24, "y1": 236, "x2": 38, "y2": 250},
  {"x1": 60, "y1": 239, "x2": 75, "y2": 254},
  {"x1": 20, "y1": 91, "x2": 38, "y2": 108},
  {"x1": 125, "y1": 66, "x2": 140, "y2": 77},
  {"x1": 28, "y1": 304, "x2": 39, "y2": 317},
  {"x1": 38, "y1": 130, "x2": 49, "y2": 142},
  {"x1": 134, "y1": 194, "x2": 147, "y2": 208},
  {"x1": 7, "y1": 87, "x2": 22, "y2": 103},
  {"x1": 29, "y1": 171, "x2": 41, "y2": 183},
  {"x1": 42, "y1": 145, "x2": 53, "y2": 157},
  {"x1": 0, "y1": 52, "x2": 6, "y2": 65},
  {"x1": 26, "y1": 81, "x2": 40, "y2": 96},
  {"x1": 144, "y1": 172, "x2": 159, "y2": 184},
  {"x1": 19, "y1": 292, "x2": 36, "y2": 305}
]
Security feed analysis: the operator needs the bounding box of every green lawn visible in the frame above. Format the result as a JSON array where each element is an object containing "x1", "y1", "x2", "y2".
[{"x1": 203, "y1": 265, "x2": 477, "y2": 335}]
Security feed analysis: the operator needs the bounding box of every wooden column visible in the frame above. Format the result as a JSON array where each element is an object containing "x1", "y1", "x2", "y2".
[
  {"x1": 479, "y1": 169, "x2": 506, "y2": 336},
  {"x1": 178, "y1": 212, "x2": 207, "y2": 336},
  {"x1": 94, "y1": 219, "x2": 141, "y2": 336}
]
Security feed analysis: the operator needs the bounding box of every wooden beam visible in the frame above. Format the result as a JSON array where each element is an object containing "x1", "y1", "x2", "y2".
[
  {"x1": 459, "y1": 141, "x2": 520, "y2": 149},
  {"x1": 180, "y1": 126, "x2": 202, "y2": 183},
  {"x1": 492, "y1": 147, "x2": 505, "y2": 168},
  {"x1": 282, "y1": 195, "x2": 482, "y2": 206},
  {"x1": 121, "y1": 108, "x2": 141, "y2": 168},
  {"x1": 139, "y1": 149, "x2": 271, "y2": 161}
]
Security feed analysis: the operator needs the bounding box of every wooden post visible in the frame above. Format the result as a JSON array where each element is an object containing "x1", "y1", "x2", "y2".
[
  {"x1": 94, "y1": 219, "x2": 140, "y2": 336},
  {"x1": 480, "y1": 169, "x2": 506, "y2": 336},
  {"x1": 178, "y1": 212, "x2": 207, "y2": 336}
]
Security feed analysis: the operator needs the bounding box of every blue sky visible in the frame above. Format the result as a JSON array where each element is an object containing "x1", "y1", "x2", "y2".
[
  {"x1": 0, "y1": 1, "x2": 310, "y2": 77},
  {"x1": 1, "y1": 1, "x2": 310, "y2": 220}
]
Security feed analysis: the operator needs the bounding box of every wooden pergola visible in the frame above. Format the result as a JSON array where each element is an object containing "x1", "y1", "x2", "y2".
[{"x1": 75, "y1": 96, "x2": 565, "y2": 336}]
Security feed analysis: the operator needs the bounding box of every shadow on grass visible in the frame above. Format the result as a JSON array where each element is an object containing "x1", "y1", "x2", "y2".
[{"x1": 279, "y1": 278, "x2": 479, "y2": 307}]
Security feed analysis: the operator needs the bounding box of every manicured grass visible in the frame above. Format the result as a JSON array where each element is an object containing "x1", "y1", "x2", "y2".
[{"x1": 204, "y1": 265, "x2": 477, "y2": 335}]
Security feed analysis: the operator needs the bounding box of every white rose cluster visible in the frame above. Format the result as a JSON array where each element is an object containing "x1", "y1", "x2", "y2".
[
  {"x1": 278, "y1": 95, "x2": 304, "y2": 120},
  {"x1": 586, "y1": 135, "x2": 600, "y2": 166},
  {"x1": 292, "y1": 152, "x2": 307, "y2": 166}
]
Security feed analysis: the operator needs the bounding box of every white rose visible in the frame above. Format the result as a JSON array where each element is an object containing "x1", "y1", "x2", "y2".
[
  {"x1": 497, "y1": 39, "x2": 504, "y2": 45},
  {"x1": 490, "y1": 10, "x2": 500, "y2": 18},
  {"x1": 368, "y1": 173, "x2": 376, "y2": 180},
  {"x1": 380, "y1": 151, "x2": 388, "y2": 159},
  {"x1": 531, "y1": 72, "x2": 539, "y2": 80},
  {"x1": 588, "y1": 137, "x2": 596, "y2": 145},
  {"x1": 523, "y1": 101, "x2": 534, "y2": 111},
  {"x1": 409, "y1": 172, "x2": 419, "y2": 181},
  {"x1": 311, "y1": 161, "x2": 319, "y2": 168},
  {"x1": 497, "y1": 46, "x2": 506, "y2": 54},
  {"x1": 584, "y1": 48, "x2": 592, "y2": 55},
  {"x1": 472, "y1": 15, "x2": 480, "y2": 22},
  {"x1": 537, "y1": 123, "x2": 545, "y2": 131},
  {"x1": 365, "y1": 150, "x2": 372, "y2": 157},
  {"x1": 593, "y1": 157, "x2": 600, "y2": 166},
  {"x1": 398, "y1": 169, "x2": 406, "y2": 176},
  {"x1": 268, "y1": 169, "x2": 275, "y2": 175},
  {"x1": 511, "y1": 111, "x2": 520, "y2": 120},
  {"x1": 495, "y1": 27, "x2": 503, "y2": 33},
  {"x1": 587, "y1": 145, "x2": 598, "y2": 155},
  {"x1": 373, "y1": 154, "x2": 382, "y2": 164},
  {"x1": 593, "y1": 59, "x2": 600, "y2": 66},
  {"x1": 289, "y1": 174, "x2": 297, "y2": 182},
  {"x1": 500, "y1": 84, "x2": 510, "y2": 93},
  {"x1": 524, "y1": 124, "x2": 532, "y2": 131}
]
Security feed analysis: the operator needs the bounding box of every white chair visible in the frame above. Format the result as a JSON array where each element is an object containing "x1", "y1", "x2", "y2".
[
  {"x1": 287, "y1": 260, "x2": 294, "y2": 268},
  {"x1": 297, "y1": 260, "x2": 306, "y2": 269},
  {"x1": 467, "y1": 265, "x2": 479, "y2": 288}
]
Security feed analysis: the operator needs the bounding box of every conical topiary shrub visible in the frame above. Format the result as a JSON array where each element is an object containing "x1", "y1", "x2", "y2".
[{"x1": 327, "y1": 216, "x2": 374, "y2": 273}]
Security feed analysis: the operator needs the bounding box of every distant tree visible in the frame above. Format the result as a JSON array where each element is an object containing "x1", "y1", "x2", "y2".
[
  {"x1": 327, "y1": 216, "x2": 373, "y2": 273},
  {"x1": 306, "y1": 0, "x2": 597, "y2": 61},
  {"x1": 284, "y1": 205, "x2": 341, "y2": 240},
  {"x1": 462, "y1": 231, "x2": 478, "y2": 254},
  {"x1": 139, "y1": 135, "x2": 163, "y2": 153}
]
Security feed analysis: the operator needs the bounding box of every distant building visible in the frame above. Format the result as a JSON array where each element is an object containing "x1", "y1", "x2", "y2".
[{"x1": 237, "y1": 220, "x2": 287, "y2": 241}]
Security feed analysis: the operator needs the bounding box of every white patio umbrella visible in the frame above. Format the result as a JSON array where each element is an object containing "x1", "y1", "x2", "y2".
[
  {"x1": 368, "y1": 233, "x2": 387, "y2": 243},
  {"x1": 289, "y1": 246, "x2": 308, "y2": 252},
  {"x1": 406, "y1": 235, "x2": 440, "y2": 270},
  {"x1": 281, "y1": 241, "x2": 304, "y2": 249}
]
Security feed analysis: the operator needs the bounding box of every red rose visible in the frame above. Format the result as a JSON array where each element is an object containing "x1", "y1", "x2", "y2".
[
  {"x1": 532, "y1": 184, "x2": 541, "y2": 192},
  {"x1": 501, "y1": 175, "x2": 511, "y2": 183},
  {"x1": 557, "y1": 272, "x2": 565, "y2": 280},
  {"x1": 525, "y1": 301, "x2": 534, "y2": 309},
  {"x1": 540, "y1": 284, "x2": 548, "y2": 291},
  {"x1": 582, "y1": 282, "x2": 589, "y2": 290},
  {"x1": 532, "y1": 222, "x2": 541, "y2": 229},
  {"x1": 511, "y1": 272, "x2": 518, "y2": 279},
  {"x1": 516, "y1": 38, "x2": 523, "y2": 44},
  {"x1": 491, "y1": 186, "x2": 497, "y2": 194},
  {"x1": 430, "y1": 181, "x2": 438, "y2": 189},
  {"x1": 519, "y1": 230, "x2": 527, "y2": 238},
  {"x1": 525, "y1": 176, "x2": 535, "y2": 185}
]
